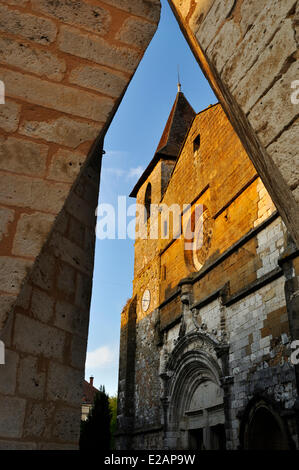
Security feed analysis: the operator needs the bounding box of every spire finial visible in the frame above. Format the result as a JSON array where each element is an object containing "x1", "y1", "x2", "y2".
[{"x1": 177, "y1": 65, "x2": 181, "y2": 93}]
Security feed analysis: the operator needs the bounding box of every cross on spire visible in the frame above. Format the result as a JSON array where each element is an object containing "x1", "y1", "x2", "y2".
[{"x1": 177, "y1": 65, "x2": 182, "y2": 92}]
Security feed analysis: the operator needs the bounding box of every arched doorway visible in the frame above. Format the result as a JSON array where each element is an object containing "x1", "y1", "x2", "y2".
[
  {"x1": 243, "y1": 401, "x2": 290, "y2": 450},
  {"x1": 186, "y1": 379, "x2": 226, "y2": 450},
  {"x1": 164, "y1": 334, "x2": 226, "y2": 450}
]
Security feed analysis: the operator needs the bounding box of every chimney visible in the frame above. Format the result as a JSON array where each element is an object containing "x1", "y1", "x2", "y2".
[{"x1": 90, "y1": 376, "x2": 94, "y2": 387}]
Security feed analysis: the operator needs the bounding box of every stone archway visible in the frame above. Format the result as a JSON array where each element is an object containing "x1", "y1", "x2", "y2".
[
  {"x1": 241, "y1": 399, "x2": 291, "y2": 450},
  {"x1": 162, "y1": 333, "x2": 226, "y2": 450},
  {"x1": 0, "y1": 0, "x2": 298, "y2": 449},
  {"x1": 0, "y1": 0, "x2": 161, "y2": 449}
]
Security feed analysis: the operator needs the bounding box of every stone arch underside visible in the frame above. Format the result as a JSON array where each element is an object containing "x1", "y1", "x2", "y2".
[
  {"x1": 0, "y1": 0, "x2": 161, "y2": 449},
  {"x1": 0, "y1": 0, "x2": 298, "y2": 449}
]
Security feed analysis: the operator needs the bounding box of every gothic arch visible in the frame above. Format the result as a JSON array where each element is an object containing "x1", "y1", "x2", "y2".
[
  {"x1": 239, "y1": 396, "x2": 293, "y2": 450},
  {"x1": 163, "y1": 332, "x2": 226, "y2": 449}
]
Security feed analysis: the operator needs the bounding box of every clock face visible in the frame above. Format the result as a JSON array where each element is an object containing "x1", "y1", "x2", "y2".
[{"x1": 142, "y1": 289, "x2": 151, "y2": 312}]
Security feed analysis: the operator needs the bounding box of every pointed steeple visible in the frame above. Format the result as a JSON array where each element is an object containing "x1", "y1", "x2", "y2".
[
  {"x1": 155, "y1": 89, "x2": 196, "y2": 158},
  {"x1": 129, "y1": 89, "x2": 196, "y2": 198}
]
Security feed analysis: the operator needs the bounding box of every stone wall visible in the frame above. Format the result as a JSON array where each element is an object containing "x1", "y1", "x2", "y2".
[
  {"x1": 0, "y1": 0, "x2": 160, "y2": 449},
  {"x1": 0, "y1": 0, "x2": 160, "y2": 333},
  {"x1": 0, "y1": 154, "x2": 100, "y2": 449},
  {"x1": 169, "y1": 0, "x2": 299, "y2": 247},
  {"x1": 117, "y1": 97, "x2": 299, "y2": 449}
]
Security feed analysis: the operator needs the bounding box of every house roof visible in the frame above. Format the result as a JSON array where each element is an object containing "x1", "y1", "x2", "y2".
[
  {"x1": 129, "y1": 90, "x2": 196, "y2": 198},
  {"x1": 82, "y1": 378, "x2": 99, "y2": 405}
]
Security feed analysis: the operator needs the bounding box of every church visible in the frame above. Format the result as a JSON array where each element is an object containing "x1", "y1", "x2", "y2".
[{"x1": 115, "y1": 87, "x2": 299, "y2": 450}]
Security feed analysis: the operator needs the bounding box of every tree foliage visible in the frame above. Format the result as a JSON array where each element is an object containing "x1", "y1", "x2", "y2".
[
  {"x1": 80, "y1": 385, "x2": 111, "y2": 450},
  {"x1": 109, "y1": 394, "x2": 118, "y2": 449}
]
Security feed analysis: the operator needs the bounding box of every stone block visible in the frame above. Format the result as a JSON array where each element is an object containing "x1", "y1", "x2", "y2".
[
  {"x1": 17, "y1": 355, "x2": 46, "y2": 400},
  {"x1": 56, "y1": 261, "x2": 76, "y2": 298},
  {"x1": 14, "y1": 283, "x2": 32, "y2": 310},
  {"x1": 248, "y1": 62, "x2": 298, "y2": 146},
  {"x1": 71, "y1": 334, "x2": 87, "y2": 369},
  {"x1": 0, "y1": 256, "x2": 31, "y2": 294},
  {"x1": 48, "y1": 148, "x2": 85, "y2": 183},
  {"x1": 30, "y1": 179, "x2": 70, "y2": 214},
  {"x1": 196, "y1": 0, "x2": 235, "y2": 50},
  {"x1": 0, "y1": 349, "x2": 18, "y2": 395},
  {"x1": 31, "y1": 288, "x2": 54, "y2": 323},
  {"x1": 23, "y1": 402, "x2": 55, "y2": 439},
  {"x1": 0, "y1": 206, "x2": 14, "y2": 244},
  {"x1": 0, "y1": 395, "x2": 26, "y2": 438},
  {"x1": 69, "y1": 64, "x2": 127, "y2": 98},
  {"x1": 32, "y1": 0, "x2": 111, "y2": 35},
  {"x1": 13, "y1": 313, "x2": 65, "y2": 360},
  {"x1": 0, "y1": 67, "x2": 114, "y2": 122},
  {"x1": 207, "y1": 20, "x2": 241, "y2": 73},
  {"x1": 54, "y1": 211, "x2": 69, "y2": 236},
  {"x1": 0, "y1": 135, "x2": 48, "y2": 177},
  {"x1": 0, "y1": 173, "x2": 70, "y2": 214},
  {"x1": 101, "y1": 0, "x2": 161, "y2": 22},
  {"x1": 20, "y1": 116, "x2": 100, "y2": 149},
  {"x1": 31, "y1": 252, "x2": 55, "y2": 291},
  {"x1": 47, "y1": 362, "x2": 83, "y2": 406},
  {"x1": 0, "y1": 4, "x2": 57, "y2": 44},
  {"x1": 49, "y1": 232, "x2": 93, "y2": 275},
  {"x1": 0, "y1": 37, "x2": 66, "y2": 81},
  {"x1": 2, "y1": 0, "x2": 29, "y2": 5},
  {"x1": 75, "y1": 272, "x2": 92, "y2": 310},
  {"x1": 66, "y1": 192, "x2": 95, "y2": 227},
  {"x1": 58, "y1": 25, "x2": 140, "y2": 73},
  {"x1": 0, "y1": 100, "x2": 21, "y2": 132},
  {"x1": 267, "y1": 119, "x2": 299, "y2": 191},
  {"x1": 54, "y1": 300, "x2": 88, "y2": 337},
  {"x1": 68, "y1": 217, "x2": 85, "y2": 248},
  {"x1": 52, "y1": 406, "x2": 81, "y2": 443},
  {"x1": 12, "y1": 212, "x2": 55, "y2": 258},
  {"x1": 0, "y1": 440, "x2": 36, "y2": 450},
  {"x1": 0, "y1": 173, "x2": 33, "y2": 209},
  {"x1": 239, "y1": 0, "x2": 269, "y2": 36},
  {"x1": 116, "y1": 17, "x2": 157, "y2": 49},
  {"x1": 222, "y1": 0, "x2": 297, "y2": 88},
  {"x1": 0, "y1": 295, "x2": 16, "y2": 335},
  {"x1": 233, "y1": 19, "x2": 297, "y2": 113}
]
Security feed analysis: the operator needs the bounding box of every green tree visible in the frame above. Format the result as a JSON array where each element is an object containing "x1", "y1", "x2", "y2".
[
  {"x1": 80, "y1": 385, "x2": 111, "y2": 450},
  {"x1": 109, "y1": 394, "x2": 118, "y2": 449}
]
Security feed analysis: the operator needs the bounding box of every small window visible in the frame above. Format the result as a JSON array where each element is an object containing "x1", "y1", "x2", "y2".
[
  {"x1": 162, "y1": 265, "x2": 167, "y2": 280},
  {"x1": 144, "y1": 183, "x2": 152, "y2": 222},
  {"x1": 193, "y1": 134, "x2": 201, "y2": 153}
]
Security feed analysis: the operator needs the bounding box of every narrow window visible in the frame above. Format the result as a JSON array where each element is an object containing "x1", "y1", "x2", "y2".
[
  {"x1": 193, "y1": 134, "x2": 201, "y2": 153},
  {"x1": 144, "y1": 183, "x2": 152, "y2": 222}
]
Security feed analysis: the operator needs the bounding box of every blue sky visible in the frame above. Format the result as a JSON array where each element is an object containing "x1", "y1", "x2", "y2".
[{"x1": 85, "y1": 0, "x2": 217, "y2": 395}]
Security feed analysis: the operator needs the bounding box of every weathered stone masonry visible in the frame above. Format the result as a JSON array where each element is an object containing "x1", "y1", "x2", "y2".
[{"x1": 116, "y1": 99, "x2": 299, "y2": 450}]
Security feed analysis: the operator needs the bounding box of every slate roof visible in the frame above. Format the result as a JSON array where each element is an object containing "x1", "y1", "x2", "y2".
[{"x1": 129, "y1": 91, "x2": 196, "y2": 198}]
